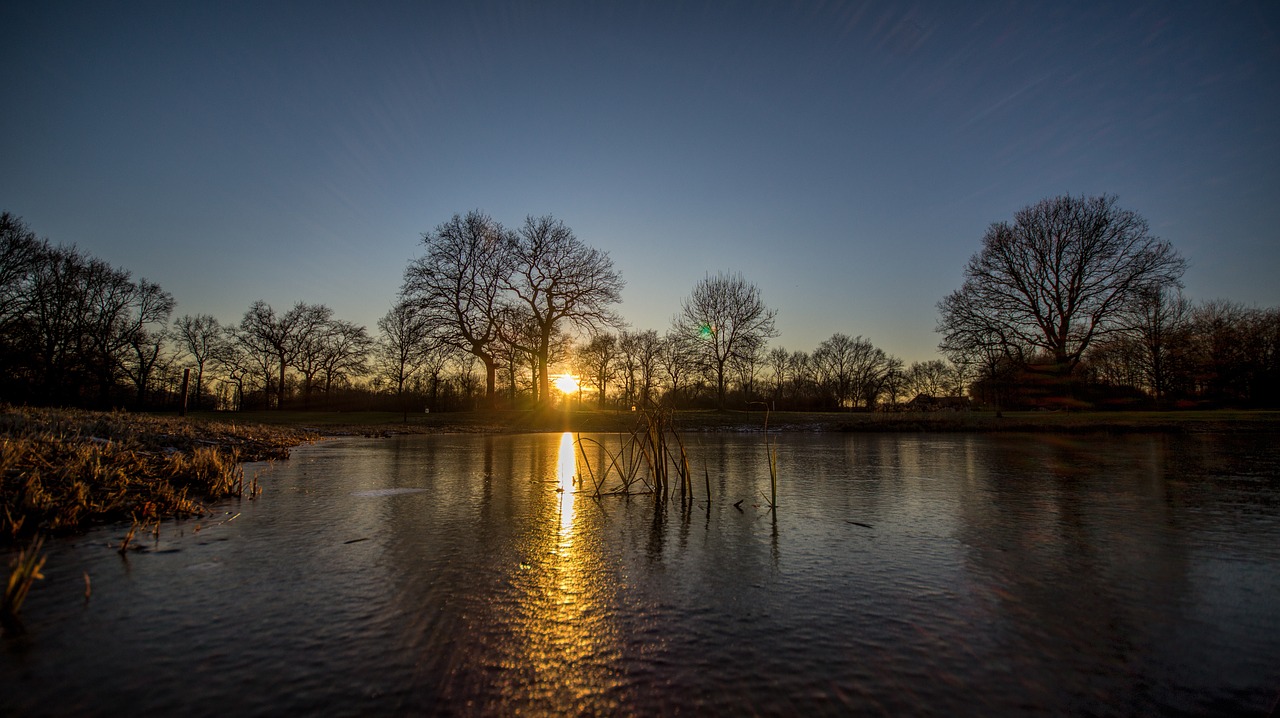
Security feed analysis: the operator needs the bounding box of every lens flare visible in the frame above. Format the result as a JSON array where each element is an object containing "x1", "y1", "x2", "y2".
[{"x1": 553, "y1": 374, "x2": 580, "y2": 395}]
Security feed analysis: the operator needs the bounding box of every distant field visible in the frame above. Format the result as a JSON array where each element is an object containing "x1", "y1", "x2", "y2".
[{"x1": 186, "y1": 408, "x2": 1280, "y2": 435}]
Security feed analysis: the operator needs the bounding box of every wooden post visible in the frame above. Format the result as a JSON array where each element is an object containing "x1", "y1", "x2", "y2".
[{"x1": 179, "y1": 368, "x2": 190, "y2": 417}]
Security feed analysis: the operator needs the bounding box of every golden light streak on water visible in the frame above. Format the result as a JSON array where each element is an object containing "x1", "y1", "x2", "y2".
[
  {"x1": 557, "y1": 431, "x2": 576, "y2": 537},
  {"x1": 475, "y1": 431, "x2": 626, "y2": 711}
]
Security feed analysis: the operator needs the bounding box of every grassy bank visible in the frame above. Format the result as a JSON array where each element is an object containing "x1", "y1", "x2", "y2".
[{"x1": 1, "y1": 405, "x2": 317, "y2": 540}]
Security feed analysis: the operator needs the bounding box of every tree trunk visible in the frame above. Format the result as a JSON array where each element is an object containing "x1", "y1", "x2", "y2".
[
  {"x1": 483, "y1": 356, "x2": 497, "y2": 408},
  {"x1": 277, "y1": 357, "x2": 287, "y2": 409},
  {"x1": 715, "y1": 359, "x2": 728, "y2": 409},
  {"x1": 537, "y1": 352, "x2": 550, "y2": 406},
  {"x1": 193, "y1": 364, "x2": 204, "y2": 412}
]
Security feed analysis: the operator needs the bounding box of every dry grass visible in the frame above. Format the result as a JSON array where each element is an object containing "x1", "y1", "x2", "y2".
[
  {"x1": 2, "y1": 535, "x2": 46, "y2": 624},
  {"x1": 0, "y1": 405, "x2": 318, "y2": 540}
]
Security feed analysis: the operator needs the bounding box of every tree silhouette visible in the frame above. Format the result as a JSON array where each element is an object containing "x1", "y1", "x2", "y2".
[
  {"x1": 376, "y1": 300, "x2": 432, "y2": 420},
  {"x1": 501, "y1": 215, "x2": 624, "y2": 405},
  {"x1": 402, "y1": 211, "x2": 509, "y2": 405},
  {"x1": 575, "y1": 332, "x2": 621, "y2": 408},
  {"x1": 674, "y1": 271, "x2": 777, "y2": 409},
  {"x1": 173, "y1": 314, "x2": 228, "y2": 411},
  {"x1": 939, "y1": 194, "x2": 1185, "y2": 379}
]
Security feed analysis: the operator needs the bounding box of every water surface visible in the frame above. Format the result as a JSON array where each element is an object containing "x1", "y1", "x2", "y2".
[{"x1": 3, "y1": 431, "x2": 1279, "y2": 716}]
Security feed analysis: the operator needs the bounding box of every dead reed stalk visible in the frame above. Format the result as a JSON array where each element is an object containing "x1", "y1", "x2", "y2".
[{"x1": 2, "y1": 534, "x2": 46, "y2": 623}]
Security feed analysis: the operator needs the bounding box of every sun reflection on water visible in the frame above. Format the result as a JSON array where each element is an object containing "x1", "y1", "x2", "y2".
[
  {"x1": 557, "y1": 431, "x2": 576, "y2": 537},
  {"x1": 477, "y1": 431, "x2": 627, "y2": 712}
]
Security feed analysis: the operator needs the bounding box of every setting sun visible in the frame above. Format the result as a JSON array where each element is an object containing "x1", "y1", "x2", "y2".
[{"x1": 552, "y1": 374, "x2": 580, "y2": 395}]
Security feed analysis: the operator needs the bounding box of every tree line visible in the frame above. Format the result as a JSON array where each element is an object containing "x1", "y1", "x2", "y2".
[
  {"x1": 2, "y1": 200, "x2": 1276, "y2": 414},
  {"x1": 937, "y1": 194, "x2": 1279, "y2": 409}
]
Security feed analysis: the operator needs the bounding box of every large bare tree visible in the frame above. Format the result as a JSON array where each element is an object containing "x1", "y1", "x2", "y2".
[
  {"x1": 501, "y1": 215, "x2": 624, "y2": 404},
  {"x1": 402, "y1": 211, "x2": 509, "y2": 405},
  {"x1": 938, "y1": 194, "x2": 1185, "y2": 378},
  {"x1": 674, "y1": 271, "x2": 777, "y2": 409}
]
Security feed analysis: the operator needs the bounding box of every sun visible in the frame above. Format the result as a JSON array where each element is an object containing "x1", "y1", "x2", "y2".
[{"x1": 552, "y1": 374, "x2": 580, "y2": 395}]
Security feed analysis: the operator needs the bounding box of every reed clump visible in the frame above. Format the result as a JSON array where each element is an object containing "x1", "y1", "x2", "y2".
[
  {"x1": 0, "y1": 404, "x2": 317, "y2": 540},
  {"x1": 575, "y1": 406, "x2": 694, "y2": 499}
]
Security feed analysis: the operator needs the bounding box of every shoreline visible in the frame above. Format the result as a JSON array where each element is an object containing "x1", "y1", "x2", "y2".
[
  {"x1": 4, "y1": 405, "x2": 1278, "y2": 541},
  {"x1": 214, "y1": 406, "x2": 1280, "y2": 436}
]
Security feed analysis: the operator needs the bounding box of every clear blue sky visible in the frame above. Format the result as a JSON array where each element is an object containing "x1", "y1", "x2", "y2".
[{"x1": 3, "y1": 1, "x2": 1277, "y2": 363}]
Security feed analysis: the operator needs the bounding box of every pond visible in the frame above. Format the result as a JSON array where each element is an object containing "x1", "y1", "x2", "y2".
[{"x1": 3, "y1": 431, "x2": 1279, "y2": 716}]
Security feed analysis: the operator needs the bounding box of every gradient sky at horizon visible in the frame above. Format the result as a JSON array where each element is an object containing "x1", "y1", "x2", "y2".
[{"x1": 3, "y1": 1, "x2": 1277, "y2": 364}]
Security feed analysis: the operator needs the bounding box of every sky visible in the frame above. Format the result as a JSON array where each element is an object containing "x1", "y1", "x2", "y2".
[{"x1": 2, "y1": 1, "x2": 1278, "y2": 364}]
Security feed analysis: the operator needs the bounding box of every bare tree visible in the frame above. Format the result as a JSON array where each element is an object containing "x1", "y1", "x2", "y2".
[
  {"x1": 906, "y1": 359, "x2": 961, "y2": 399},
  {"x1": 812, "y1": 333, "x2": 860, "y2": 409},
  {"x1": 80, "y1": 257, "x2": 140, "y2": 403},
  {"x1": 878, "y1": 356, "x2": 906, "y2": 408},
  {"x1": 1186, "y1": 300, "x2": 1270, "y2": 404},
  {"x1": 625, "y1": 329, "x2": 663, "y2": 407},
  {"x1": 1127, "y1": 286, "x2": 1192, "y2": 406},
  {"x1": 766, "y1": 346, "x2": 790, "y2": 405},
  {"x1": 453, "y1": 354, "x2": 482, "y2": 407},
  {"x1": 575, "y1": 332, "x2": 621, "y2": 408},
  {"x1": 173, "y1": 314, "x2": 228, "y2": 411},
  {"x1": 659, "y1": 330, "x2": 695, "y2": 404},
  {"x1": 812, "y1": 334, "x2": 893, "y2": 409},
  {"x1": 674, "y1": 271, "x2": 778, "y2": 409},
  {"x1": 501, "y1": 215, "x2": 624, "y2": 404},
  {"x1": 728, "y1": 335, "x2": 766, "y2": 402},
  {"x1": 238, "y1": 300, "x2": 327, "y2": 409},
  {"x1": 215, "y1": 329, "x2": 254, "y2": 411},
  {"x1": 376, "y1": 300, "x2": 432, "y2": 419},
  {"x1": 418, "y1": 342, "x2": 455, "y2": 412},
  {"x1": 938, "y1": 194, "x2": 1185, "y2": 379},
  {"x1": 22, "y1": 246, "x2": 126, "y2": 403},
  {"x1": 0, "y1": 213, "x2": 43, "y2": 340},
  {"x1": 617, "y1": 330, "x2": 642, "y2": 406},
  {"x1": 492, "y1": 337, "x2": 527, "y2": 404},
  {"x1": 123, "y1": 326, "x2": 168, "y2": 407},
  {"x1": 789, "y1": 350, "x2": 816, "y2": 407},
  {"x1": 290, "y1": 304, "x2": 336, "y2": 407},
  {"x1": 318, "y1": 319, "x2": 372, "y2": 397},
  {"x1": 402, "y1": 211, "x2": 509, "y2": 405},
  {"x1": 120, "y1": 279, "x2": 176, "y2": 406}
]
